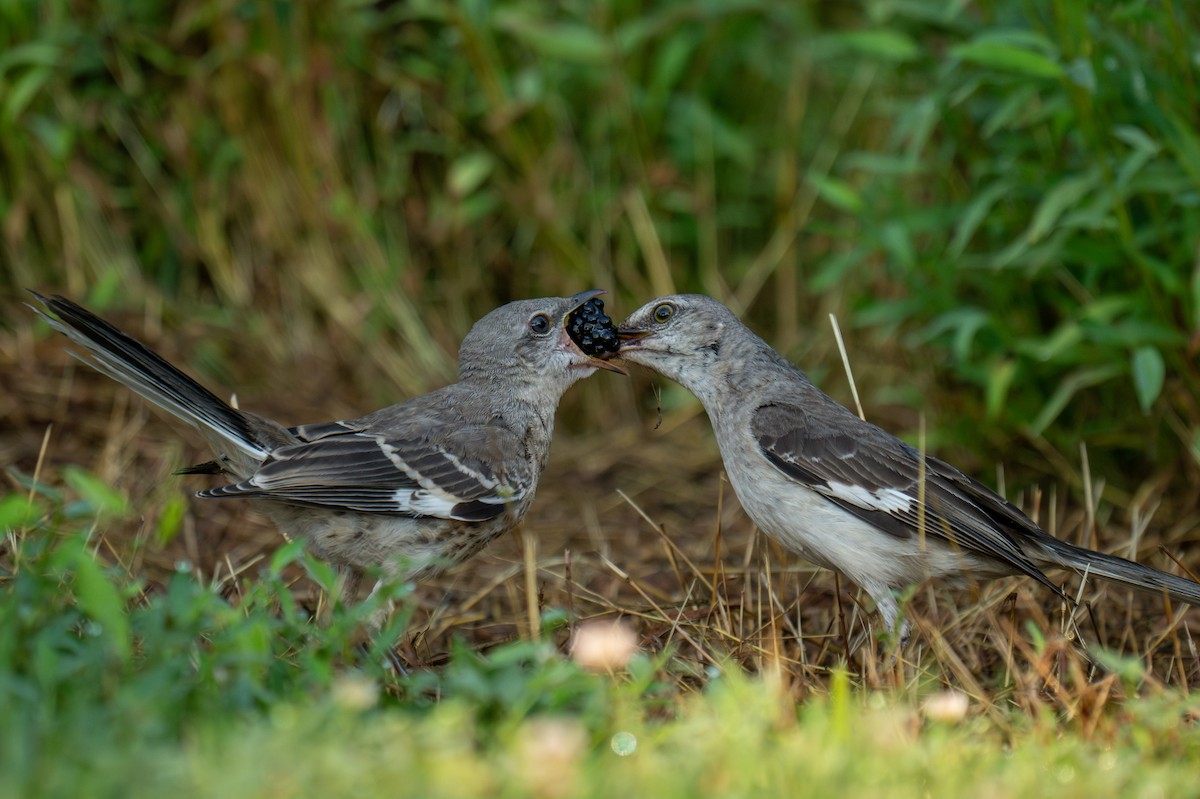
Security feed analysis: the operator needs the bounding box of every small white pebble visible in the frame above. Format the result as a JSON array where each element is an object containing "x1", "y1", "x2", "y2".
[
  {"x1": 921, "y1": 689, "x2": 969, "y2": 723},
  {"x1": 570, "y1": 618, "x2": 638, "y2": 671},
  {"x1": 331, "y1": 674, "x2": 379, "y2": 710}
]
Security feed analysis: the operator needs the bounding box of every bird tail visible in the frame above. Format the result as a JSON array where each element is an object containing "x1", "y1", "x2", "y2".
[
  {"x1": 1037, "y1": 535, "x2": 1200, "y2": 606},
  {"x1": 28, "y1": 291, "x2": 272, "y2": 467}
]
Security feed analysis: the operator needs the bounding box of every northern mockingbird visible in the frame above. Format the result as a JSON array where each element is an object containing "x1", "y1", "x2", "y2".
[
  {"x1": 617, "y1": 294, "x2": 1200, "y2": 639},
  {"x1": 30, "y1": 290, "x2": 622, "y2": 606}
]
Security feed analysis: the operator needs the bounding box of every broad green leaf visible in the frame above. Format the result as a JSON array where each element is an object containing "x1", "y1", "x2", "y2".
[
  {"x1": 63, "y1": 467, "x2": 129, "y2": 518},
  {"x1": 1015, "y1": 323, "x2": 1083, "y2": 363},
  {"x1": 0, "y1": 493, "x2": 42, "y2": 528},
  {"x1": 1113, "y1": 125, "x2": 1161, "y2": 155},
  {"x1": 986, "y1": 359, "x2": 1017, "y2": 419},
  {"x1": 807, "y1": 174, "x2": 863, "y2": 214},
  {"x1": 156, "y1": 493, "x2": 187, "y2": 546},
  {"x1": 836, "y1": 30, "x2": 920, "y2": 62},
  {"x1": 448, "y1": 151, "x2": 495, "y2": 198},
  {"x1": 950, "y1": 41, "x2": 1064, "y2": 78},
  {"x1": 495, "y1": 13, "x2": 611, "y2": 64},
  {"x1": 1030, "y1": 364, "x2": 1122, "y2": 435},
  {"x1": 1027, "y1": 170, "x2": 1102, "y2": 243},
  {"x1": 72, "y1": 547, "x2": 132, "y2": 662},
  {"x1": 1065, "y1": 57, "x2": 1096, "y2": 93},
  {"x1": 880, "y1": 220, "x2": 916, "y2": 269},
  {"x1": 981, "y1": 85, "x2": 1040, "y2": 137},
  {"x1": 3, "y1": 66, "x2": 51, "y2": 124},
  {"x1": 1131, "y1": 346, "x2": 1165, "y2": 413},
  {"x1": 269, "y1": 538, "x2": 308, "y2": 576},
  {"x1": 1092, "y1": 647, "x2": 1146, "y2": 683},
  {"x1": 0, "y1": 42, "x2": 61, "y2": 74},
  {"x1": 949, "y1": 180, "x2": 1012, "y2": 257},
  {"x1": 303, "y1": 555, "x2": 340, "y2": 594},
  {"x1": 1157, "y1": 109, "x2": 1200, "y2": 187}
]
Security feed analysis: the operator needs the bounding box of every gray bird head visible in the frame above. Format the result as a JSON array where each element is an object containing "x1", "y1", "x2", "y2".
[
  {"x1": 458, "y1": 290, "x2": 626, "y2": 394},
  {"x1": 615, "y1": 294, "x2": 747, "y2": 402}
]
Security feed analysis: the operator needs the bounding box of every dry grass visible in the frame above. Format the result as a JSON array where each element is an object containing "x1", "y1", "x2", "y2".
[{"x1": 5, "y1": 297, "x2": 1198, "y2": 731}]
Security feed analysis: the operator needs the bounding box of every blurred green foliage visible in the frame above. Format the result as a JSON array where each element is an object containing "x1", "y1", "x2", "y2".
[
  {"x1": 3, "y1": 0, "x2": 1199, "y2": 487},
  {"x1": 0, "y1": 484, "x2": 661, "y2": 795},
  {"x1": 4, "y1": 489, "x2": 1200, "y2": 798}
]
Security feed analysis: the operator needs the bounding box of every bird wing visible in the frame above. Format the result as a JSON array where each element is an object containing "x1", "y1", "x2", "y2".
[
  {"x1": 751, "y1": 401, "x2": 1063, "y2": 594},
  {"x1": 198, "y1": 423, "x2": 533, "y2": 521}
]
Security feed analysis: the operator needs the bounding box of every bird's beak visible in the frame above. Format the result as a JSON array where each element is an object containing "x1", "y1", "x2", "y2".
[
  {"x1": 561, "y1": 289, "x2": 629, "y2": 375},
  {"x1": 566, "y1": 289, "x2": 606, "y2": 312},
  {"x1": 615, "y1": 328, "x2": 653, "y2": 352},
  {"x1": 617, "y1": 328, "x2": 652, "y2": 343},
  {"x1": 588, "y1": 356, "x2": 628, "y2": 374}
]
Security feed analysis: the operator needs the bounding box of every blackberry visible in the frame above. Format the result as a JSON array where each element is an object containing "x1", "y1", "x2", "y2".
[{"x1": 566, "y1": 298, "x2": 620, "y2": 358}]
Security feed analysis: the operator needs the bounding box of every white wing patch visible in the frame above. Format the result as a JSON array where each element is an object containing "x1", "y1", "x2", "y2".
[
  {"x1": 825, "y1": 481, "x2": 913, "y2": 514},
  {"x1": 395, "y1": 488, "x2": 458, "y2": 518}
]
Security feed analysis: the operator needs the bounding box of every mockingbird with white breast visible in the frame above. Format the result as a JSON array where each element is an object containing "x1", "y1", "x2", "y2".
[
  {"x1": 31, "y1": 290, "x2": 622, "y2": 609},
  {"x1": 617, "y1": 294, "x2": 1200, "y2": 640}
]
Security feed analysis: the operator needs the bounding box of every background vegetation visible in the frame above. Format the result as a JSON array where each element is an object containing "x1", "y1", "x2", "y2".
[{"x1": 3, "y1": 0, "x2": 1200, "y2": 795}]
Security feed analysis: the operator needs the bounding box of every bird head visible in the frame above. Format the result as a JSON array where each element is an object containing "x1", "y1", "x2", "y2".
[
  {"x1": 614, "y1": 294, "x2": 740, "y2": 392},
  {"x1": 457, "y1": 290, "x2": 627, "y2": 391}
]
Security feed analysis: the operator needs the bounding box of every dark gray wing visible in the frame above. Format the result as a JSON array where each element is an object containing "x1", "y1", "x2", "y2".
[
  {"x1": 198, "y1": 424, "x2": 532, "y2": 522},
  {"x1": 751, "y1": 401, "x2": 1064, "y2": 595},
  {"x1": 289, "y1": 419, "x2": 368, "y2": 442}
]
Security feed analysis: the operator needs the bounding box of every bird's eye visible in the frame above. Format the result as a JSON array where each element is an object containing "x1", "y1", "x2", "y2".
[
  {"x1": 529, "y1": 312, "x2": 553, "y2": 335},
  {"x1": 653, "y1": 303, "x2": 675, "y2": 323}
]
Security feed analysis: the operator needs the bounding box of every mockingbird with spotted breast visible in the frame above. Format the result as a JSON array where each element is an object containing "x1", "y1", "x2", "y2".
[
  {"x1": 617, "y1": 294, "x2": 1200, "y2": 640},
  {"x1": 31, "y1": 290, "x2": 622, "y2": 608}
]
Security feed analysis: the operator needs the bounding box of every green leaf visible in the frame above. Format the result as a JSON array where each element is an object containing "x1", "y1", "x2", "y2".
[
  {"x1": 1015, "y1": 323, "x2": 1083, "y2": 363},
  {"x1": 2, "y1": 66, "x2": 52, "y2": 124},
  {"x1": 72, "y1": 547, "x2": 132, "y2": 662},
  {"x1": 836, "y1": 30, "x2": 920, "y2": 62},
  {"x1": 950, "y1": 41, "x2": 1064, "y2": 78},
  {"x1": 448, "y1": 151, "x2": 495, "y2": 198},
  {"x1": 1092, "y1": 647, "x2": 1147, "y2": 683},
  {"x1": 986, "y1": 359, "x2": 1017, "y2": 419},
  {"x1": 1027, "y1": 169, "x2": 1102, "y2": 243},
  {"x1": 949, "y1": 180, "x2": 1012, "y2": 257},
  {"x1": 1131, "y1": 346, "x2": 1165, "y2": 413},
  {"x1": 1030, "y1": 364, "x2": 1122, "y2": 435},
  {"x1": 269, "y1": 538, "x2": 308, "y2": 576},
  {"x1": 494, "y1": 13, "x2": 611, "y2": 64},
  {"x1": 63, "y1": 467, "x2": 129, "y2": 518},
  {"x1": 807, "y1": 174, "x2": 863, "y2": 214},
  {"x1": 0, "y1": 493, "x2": 42, "y2": 528},
  {"x1": 1157, "y1": 109, "x2": 1200, "y2": 187},
  {"x1": 980, "y1": 84, "x2": 1040, "y2": 137},
  {"x1": 0, "y1": 41, "x2": 61, "y2": 74},
  {"x1": 156, "y1": 493, "x2": 187, "y2": 546}
]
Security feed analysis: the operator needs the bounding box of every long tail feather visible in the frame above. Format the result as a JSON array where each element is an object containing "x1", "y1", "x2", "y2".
[
  {"x1": 1038, "y1": 536, "x2": 1200, "y2": 606},
  {"x1": 28, "y1": 291, "x2": 271, "y2": 464}
]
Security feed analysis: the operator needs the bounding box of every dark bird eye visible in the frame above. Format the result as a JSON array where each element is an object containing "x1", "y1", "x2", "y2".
[
  {"x1": 653, "y1": 303, "x2": 675, "y2": 323},
  {"x1": 529, "y1": 312, "x2": 552, "y2": 335}
]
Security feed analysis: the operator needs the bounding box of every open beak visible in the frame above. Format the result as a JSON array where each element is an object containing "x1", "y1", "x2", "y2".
[
  {"x1": 561, "y1": 289, "x2": 629, "y2": 375},
  {"x1": 588, "y1": 356, "x2": 628, "y2": 374},
  {"x1": 617, "y1": 328, "x2": 652, "y2": 344},
  {"x1": 615, "y1": 328, "x2": 653, "y2": 357},
  {"x1": 565, "y1": 289, "x2": 606, "y2": 312}
]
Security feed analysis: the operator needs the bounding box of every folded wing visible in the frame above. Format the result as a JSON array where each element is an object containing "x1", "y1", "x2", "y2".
[{"x1": 199, "y1": 424, "x2": 531, "y2": 522}]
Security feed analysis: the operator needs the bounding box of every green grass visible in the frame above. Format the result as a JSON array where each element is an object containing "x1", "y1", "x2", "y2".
[
  {"x1": 4, "y1": 499, "x2": 1200, "y2": 799},
  {"x1": 4, "y1": 0, "x2": 1200, "y2": 795}
]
